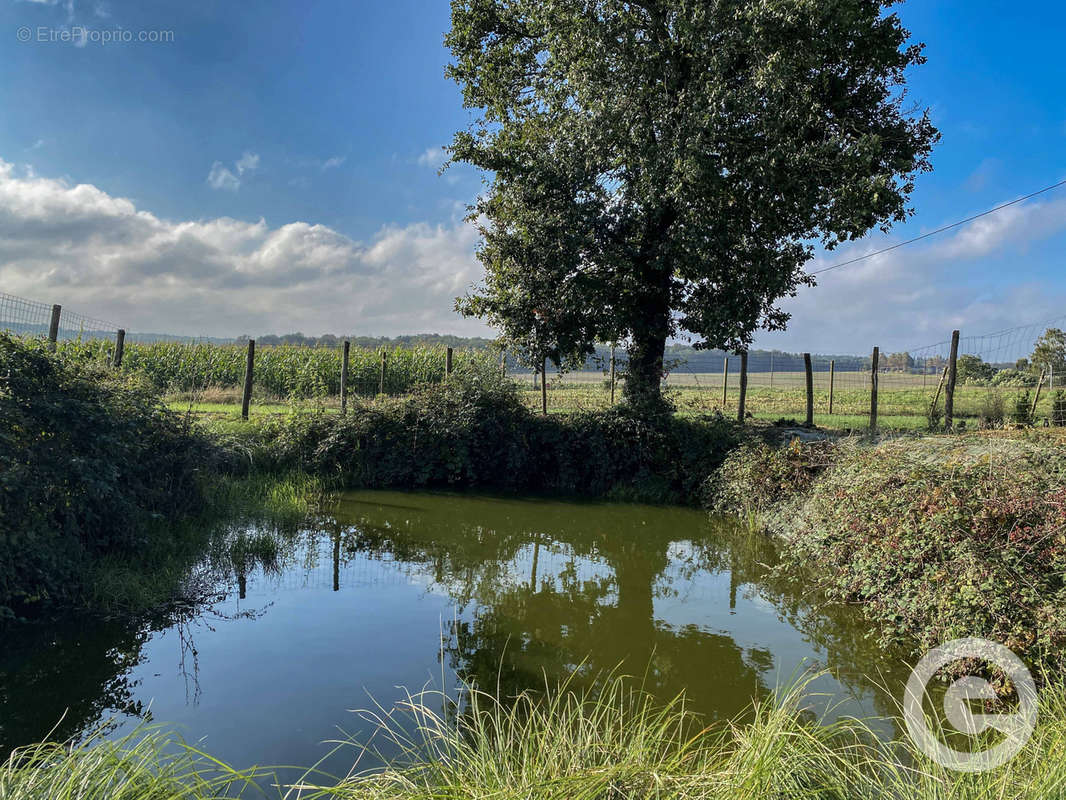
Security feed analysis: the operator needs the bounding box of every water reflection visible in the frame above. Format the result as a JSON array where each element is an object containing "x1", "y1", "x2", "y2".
[{"x1": 0, "y1": 491, "x2": 910, "y2": 769}]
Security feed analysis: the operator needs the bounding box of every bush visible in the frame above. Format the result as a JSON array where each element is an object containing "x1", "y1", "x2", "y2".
[
  {"x1": 1012, "y1": 390, "x2": 1034, "y2": 425},
  {"x1": 0, "y1": 335, "x2": 214, "y2": 617},
  {"x1": 702, "y1": 438, "x2": 837, "y2": 516},
  {"x1": 977, "y1": 390, "x2": 1006, "y2": 428},
  {"x1": 991, "y1": 368, "x2": 1038, "y2": 388},
  {"x1": 1053, "y1": 391, "x2": 1066, "y2": 427},
  {"x1": 776, "y1": 441, "x2": 1066, "y2": 681},
  {"x1": 223, "y1": 361, "x2": 742, "y2": 504}
]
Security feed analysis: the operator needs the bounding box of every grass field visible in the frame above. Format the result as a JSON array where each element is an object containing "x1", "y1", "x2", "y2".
[{"x1": 511, "y1": 369, "x2": 1059, "y2": 429}]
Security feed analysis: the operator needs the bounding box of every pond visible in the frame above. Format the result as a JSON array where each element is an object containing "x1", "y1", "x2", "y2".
[{"x1": 0, "y1": 491, "x2": 910, "y2": 776}]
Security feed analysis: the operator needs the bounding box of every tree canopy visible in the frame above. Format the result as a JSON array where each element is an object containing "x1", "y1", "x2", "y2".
[{"x1": 446, "y1": 0, "x2": 938, "y2": 408}]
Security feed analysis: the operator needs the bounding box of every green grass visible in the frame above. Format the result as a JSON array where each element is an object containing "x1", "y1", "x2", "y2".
[{"x1": 5, "y1": 674, "x2": 1066, "y2": 799}]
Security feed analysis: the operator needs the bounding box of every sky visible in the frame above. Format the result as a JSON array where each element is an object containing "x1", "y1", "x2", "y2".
[{"x1": 0, "y1": 0, "x2": 1064, "y2": 354}]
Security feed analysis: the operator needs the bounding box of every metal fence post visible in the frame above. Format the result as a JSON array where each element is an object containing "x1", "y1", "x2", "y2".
[
  {"x1": 944, "y1": 330, "x2": 960, "y2": 430},
  {"x1": 379, "y1": 350, "x2": 388, "y2": 395},
  {"x1": 48, "y1": 304, "x2": 61, "y2": 351},
  {"x1": 446, "y1": 346, "x2": 453, "y2": 379}
]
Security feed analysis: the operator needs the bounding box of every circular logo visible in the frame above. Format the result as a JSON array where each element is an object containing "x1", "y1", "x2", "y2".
[
  {"x1": 903, "y1": 637, "x2": 1038, "y2": 772},
  {"x1": 16, "y1": 26, "x2": 32, "y2": 42}
]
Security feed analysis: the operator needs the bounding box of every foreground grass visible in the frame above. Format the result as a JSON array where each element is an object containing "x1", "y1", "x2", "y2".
[{"x1": 5, "y1": 675, "x2": 1066, "y2": 799}]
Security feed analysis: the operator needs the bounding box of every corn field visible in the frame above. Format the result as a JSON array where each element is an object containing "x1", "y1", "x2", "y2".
[{"x1": 55, "y1": 339, "x2": 495, "y2": 398}]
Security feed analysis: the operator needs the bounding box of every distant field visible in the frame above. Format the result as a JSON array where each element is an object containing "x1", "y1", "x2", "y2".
[{"x1": 512, "y1": 369, "x2": 1057, "y2": 428}]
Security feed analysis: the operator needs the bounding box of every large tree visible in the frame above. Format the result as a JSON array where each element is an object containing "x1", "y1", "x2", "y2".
[{"x1": 446, "y1": 0, "x2": 937, "y2": 408}]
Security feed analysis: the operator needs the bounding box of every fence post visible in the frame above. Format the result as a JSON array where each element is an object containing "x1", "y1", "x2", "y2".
[
  {"x1": 340, "y1": 340, "x2": 350, "y2": 414},
  {"x1": 241, "y1": 339, "x2": 255, "y2": 420},
  {"x1": 446, "y1": 346, "x2": 453, "y2": 380},
  {"x1": 944, "y1": 329, "x2": 960, "y2": 430},
  {"x1": 541, "y1": 358, "x2": 548, "y2": 415},
  {"x1": 803, "y1": 353, "x2": 813, "y2": 427},
  {"x1": 828, "y1": 359, "x2": 835, "y2": 415},
  {"x1": 737, "y1": 351, "x2": 748, "y2": 424},
  {"x1": 47, "y1": 304, "x2": 61, "y2": 351},
  {"x1": 113, "y1": 329, "x2": 125, "y2": 368},
  {"x1": 379, "y1": 350, "x2": 387, "y2": 395},
  {"x1": 1031, "y1": 368, "x2": 1047, "y2": 421},
  {"x1": 870, "y1": 346, "x2": 880, "y2": 432},
  {"x1": 610, "y1": 346, "x2": 616, "y2": 405},
  {"x1": 721, "y1": 357, "x2": 729, "y2": 408}
]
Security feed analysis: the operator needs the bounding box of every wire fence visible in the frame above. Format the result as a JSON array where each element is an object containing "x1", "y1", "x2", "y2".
[{"x1": 4, "y1": 288, "x2": 1065, "y2": 428}]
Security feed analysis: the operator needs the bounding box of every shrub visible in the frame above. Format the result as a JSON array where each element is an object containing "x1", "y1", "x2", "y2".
[
  {"x1": 1012, "y1": 390, "x2": 1033, "y2": 425},
  {"x1": 0, "y1": 334, "x2": 213, "y2": 617},
  {"x1": 223, "y1": 361, "x2": 741, "y2": 504},
  {"x1": 777, "y1": 441, "x2": 1066, "y2": 681},
  {"x1": 977, "y1": 390, "x2": 1006, "y2": 428},
  {"x1": 991, "y1": 368, "x2": 1038, "y2": 388},
  {"x1": 1053, "y1": 390, "x2": 1066, "y2": 427},
  {"x1": 702, "y1": 438, "x2": 838, "y2": 516}
]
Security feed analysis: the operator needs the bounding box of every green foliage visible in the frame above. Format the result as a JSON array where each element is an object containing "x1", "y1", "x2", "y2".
[
  {"x1": 991, "y1": 368, "x2": 1038, "y2": 388},
  {"x1": 1053, "y1": 391, "x2": 1066, "y2": 427},
  {"x1": 10, "y1": 675, "x2": 1066, "y2": 799},
  {"x1": 776, "y1": 441, "x2": 1066, "y2": 681},
  {"x1": 1012, "y1": 390, "x2": 1034, "y2": 425},
  {"x1": 446, "y1": 0, "x2": 937, "y2": 405},
  {"x1": 956, "y1": 353, "x2": 994, "y2": 384},
  {"x1": 0, "y1": 334, "x2": 215, "y2": 617},
  {"x1": 219, "y1": 361, "x2": 741, "y2": 504},
  {"x1": 56, "y1": 339, "x2": 495, "y2": 399},
  {"x1": 1030, "y1": 327, "x2": 1066, "y2": 376},
  {"x1": 977, "y1": 390, "x2": 1006, "y2": 428},
  {"x1": 704, "y1": 438, "x2": 837, "y2": 516}
]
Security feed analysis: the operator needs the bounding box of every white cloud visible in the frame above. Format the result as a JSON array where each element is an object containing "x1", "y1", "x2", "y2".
[
  {"x1": 417, "y1": 146, "x2": 445, "y2": 169},
  {"x1": 321, "y1": 155, "x2": 345, "y2": 170},
  {"x1": 206, "y1": 161, "x2": 240, "y2": 192},
  {"x1": 0, "y1": 158, "x2": 488, "y2": 337},
  {"x1": 207, "y1": 151, "x2": 259, "y2": 191},
  {"x1": 753, "y1": 193, "x2": 1066, "y2": 355},
  {"x1": 235, "y1": 151, "x2": 259, "y2": 175}
]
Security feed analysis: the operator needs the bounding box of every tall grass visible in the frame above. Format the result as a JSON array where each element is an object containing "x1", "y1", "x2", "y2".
[{"x1": 5, "y1": 674, "x2": 1066, "y2": 799}]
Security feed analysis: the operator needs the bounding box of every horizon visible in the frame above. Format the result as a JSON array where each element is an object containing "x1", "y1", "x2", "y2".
[{"x1": 1, "y1": 1, "x2": 1064, "y2": 354}]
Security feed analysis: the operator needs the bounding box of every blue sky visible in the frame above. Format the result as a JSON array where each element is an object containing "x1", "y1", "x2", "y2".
[{"x1": 0, "y1": 0, "x2": 1064, "y2": 352}]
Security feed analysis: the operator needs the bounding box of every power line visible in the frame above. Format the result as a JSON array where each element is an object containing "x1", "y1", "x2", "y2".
[{"x1": 810, "y1": 177, "x2": 1066, "y2": 276}]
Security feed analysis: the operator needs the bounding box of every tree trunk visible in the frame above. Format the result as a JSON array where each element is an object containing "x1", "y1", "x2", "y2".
[{"x1": 623, "y1": 299, "x2": 670, "y2": 411}]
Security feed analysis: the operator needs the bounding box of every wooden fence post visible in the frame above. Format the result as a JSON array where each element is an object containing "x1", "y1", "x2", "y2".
[
  {"x1": 47, "y1": 304, "x2": 61, "y2": 351},
  {"x1": 737, "y1": 351, "x2": 748, "y2": 424},
  {"x1": 1032, "y1": 367, "x2": 1047, "y2": 421},
  {"x1": 446, "y1": 346, "x2": 454, "y2": 379},
  {"x1": 721, "y1": 357, "x2": 729, "y2": 408},
  {"x1": 541, "y1": 357, "x2": 548, "y2": 415},
  {"x1": 379, "y1": 350, "x2": 387, "y2": 395},
  {"x1": 340, "y1": 340, "x2": 350, "y2": 414},
  {"x1": 944, "y1": 330, "x2": 960, "y2": 430},
  {"x1": 610, "y1": 346, "x2": 616, "y2": 405},
  {"x1": 241, "y1": 339, "x2": 255, "y2": 420},
  {"x1": 870, "y1": 346, "x2": 880, "y2": 432},
  {"x1": 113, "y1": 329, "x2": 125, "y2": 368},
  {"x1": 828, "y1": 359, "x2": 835, "y2": 415},
  {"x1": 803, "y1": 353, "x2": 813, "y2": 426}
]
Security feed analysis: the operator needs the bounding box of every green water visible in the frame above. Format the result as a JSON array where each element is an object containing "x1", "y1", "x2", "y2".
[{"x1": 0, "y1": 491, "x2": 908, "y2": 773}]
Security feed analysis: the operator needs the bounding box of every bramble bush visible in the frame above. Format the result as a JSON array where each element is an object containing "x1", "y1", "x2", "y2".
[
  {"x1": 775, "y1": 441, "x2": 1066, "y2": 681},
  {"x1": 0, "y1": 334, "x2": 214, "y2": 617}
]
